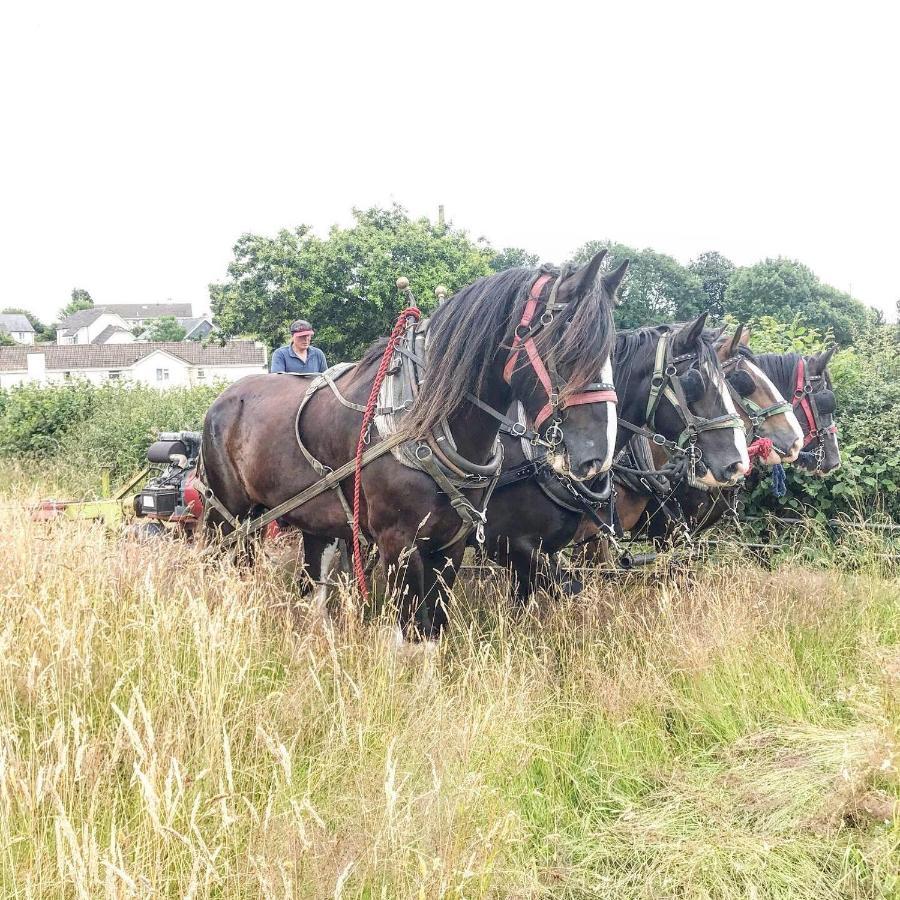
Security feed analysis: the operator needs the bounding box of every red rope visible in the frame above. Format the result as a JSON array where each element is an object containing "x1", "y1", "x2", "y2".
[
  {"x1": 746, "y1": 437, "x2": 773, "y2": 474},
  {"x1": 352, "y1": 307, "x2": 421, "y2": 599}
]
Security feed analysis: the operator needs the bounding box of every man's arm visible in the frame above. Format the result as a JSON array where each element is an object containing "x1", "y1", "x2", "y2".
[
  {"x1": 317, "y1": 348, "x2": 328, "y2": 371},
  {"x1": 270, "y1": 348, "x2": 287, "y2": 373}
]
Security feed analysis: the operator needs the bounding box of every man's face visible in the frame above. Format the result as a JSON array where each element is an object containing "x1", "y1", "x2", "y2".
[{"x1": 292, "y1": 331, "x2": 312, "y2": 351}]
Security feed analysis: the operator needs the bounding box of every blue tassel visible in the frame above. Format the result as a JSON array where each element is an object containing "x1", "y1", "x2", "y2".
[{"x1": 771, "y1": 463, "x2": 787, "y2": 498}]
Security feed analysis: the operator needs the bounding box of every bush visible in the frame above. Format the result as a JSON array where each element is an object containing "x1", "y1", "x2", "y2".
[{"x1": 0, "y1": 381, "x2": 222, "y2": 478}]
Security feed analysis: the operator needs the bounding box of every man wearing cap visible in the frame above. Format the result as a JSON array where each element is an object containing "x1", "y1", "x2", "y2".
[{"x1": 270, "y1": 319, "x2": 328, "y2": 374}]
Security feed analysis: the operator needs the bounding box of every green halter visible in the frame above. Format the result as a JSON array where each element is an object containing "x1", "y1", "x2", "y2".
[{"x1": 645, "y1": 333, "x2": 744, "y2": 450}]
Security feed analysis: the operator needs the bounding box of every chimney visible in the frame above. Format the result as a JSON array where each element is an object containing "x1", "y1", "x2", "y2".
[{"x1": 26, "y1": 352, "x2": 46, "y2": 382}]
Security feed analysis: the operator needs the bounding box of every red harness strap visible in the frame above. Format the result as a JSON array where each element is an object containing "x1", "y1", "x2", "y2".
[
  {"x1": 503, "y1": 274, "x2": 618, "y2": 429},
  {"x1": 794, "y1": 358, "x2": 836, "y2": 448}
]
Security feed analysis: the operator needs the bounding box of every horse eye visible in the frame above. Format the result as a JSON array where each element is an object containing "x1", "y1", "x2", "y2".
[
  {"x1": 728, "y1": 370, "x2": 756, "y2": 398},
  {"x1": 681, "y1": 369, "x2": 703, "y2": 403}
]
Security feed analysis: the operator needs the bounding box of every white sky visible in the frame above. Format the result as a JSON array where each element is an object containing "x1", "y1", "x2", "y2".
[{"x1": 2, "y1": 0, "x2": 897, "y2": 324}]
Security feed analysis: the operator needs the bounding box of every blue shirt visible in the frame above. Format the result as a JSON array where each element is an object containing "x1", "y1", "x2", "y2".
[{"x1": 270, "y1": 344, "x2": 328, "y2": 374}]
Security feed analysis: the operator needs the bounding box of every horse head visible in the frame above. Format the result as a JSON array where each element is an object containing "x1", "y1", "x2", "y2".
[
  {"x1": 646, "y1": 313, "x2": 750, "y2": 488},
  {"x1": 503, "y1": 250, "x2": 623, "y2": 484},
  {"x1": 716, "y1": 324, "x2": 804, "y2": 464},
  {"x1": 799, "y1": 346, "x2": 840, "y2": 473}
]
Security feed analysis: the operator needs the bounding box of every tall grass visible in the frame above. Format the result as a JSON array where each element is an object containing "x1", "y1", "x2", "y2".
[{"x1": 0, "y1": 503, "x2": 897, "y2": 898}]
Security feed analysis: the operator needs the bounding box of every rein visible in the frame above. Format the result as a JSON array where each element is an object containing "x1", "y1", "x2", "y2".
[{"x1": 503, "y1": 271, "x2": 618, "y2": 440}]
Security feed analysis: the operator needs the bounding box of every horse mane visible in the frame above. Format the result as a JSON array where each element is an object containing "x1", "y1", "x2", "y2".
[
  {"x1": 397, "y1": 265, "x2": 615, "y2": 438},
  {"x1": 614, "y1": 323, "x2": 723, "y2": 395},
  {"x1": 753, "y1": 352, "x2": 803, "y2": 396}
]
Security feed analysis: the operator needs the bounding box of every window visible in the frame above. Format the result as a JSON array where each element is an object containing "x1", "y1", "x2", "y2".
[
  {"x1": 197, "y1": 368, "x2": 205, "y2": 380},
  {"x1": 108, "y1": 371, "x2": 121, "y2": 380},
  {"x1": 156, "y1": 368, "x2": 169, "y2": 382}
]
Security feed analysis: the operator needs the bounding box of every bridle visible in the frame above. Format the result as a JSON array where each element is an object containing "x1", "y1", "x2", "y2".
[
  {"x1": 720, "y1": 354, "x2": 794, "y2": 450},
  {"x1": 643, "y1": 332, "x2": 743, "y2": 480},
  {"x1": 503, "y1": 270, "x2": 618, "y2": 449},
  {"x1": 792, "y1": 356, "x2": 837, "y2": 468}
]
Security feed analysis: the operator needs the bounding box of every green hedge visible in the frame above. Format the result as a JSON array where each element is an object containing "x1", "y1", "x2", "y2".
[
  {"x1": 2, "y1": 323, "x2": 898, "y2": 522},
  {"x1": 0, "y1": 381, "x2": 222, "y2": 479}
]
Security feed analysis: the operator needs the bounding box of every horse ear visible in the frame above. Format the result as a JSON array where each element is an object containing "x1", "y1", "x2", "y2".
[
  {"x1": 740, "y1": 325, "x2": 752, "y2": 347},
  {"x1": 563, "y1": 249, "x2": 608, "y2": 302},
  {"x1": 602, "y1": 259, "x2": 630, "y2": 299},
  {"x1": 729, "y1": 322, "x2": 745, "y2": 357},
  {"x1": 672, "y1": 312, "x2": 709, "y2": 356},
  {"x1": 810, "y1": 344, "x2": 837, "y2": 374}
]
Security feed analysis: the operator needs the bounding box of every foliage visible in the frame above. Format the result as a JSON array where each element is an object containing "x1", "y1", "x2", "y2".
[
  {"x1": 572, "y1": 240, "x2": 709, "y2": 328},
  {"x1": 0, "y1": 332, "x2": 14, "y2": 346},
  {"x1": 144, "y1": 315, "x2": 187, "y2": 342},
  {"x1": 688, "y1": 251, "x2": 735, "y2": 316},
  {"x1": 59, "y1": 287, "x2": 94, "y2": 320},
  {"x1": 725, "y1": 258, "x2": 874, "y2": 346},
  {"x1": 210, "y1": 205, "x2": 495, "y2": 361},
  {"x1": 0, "y1": 382, "x2": 220, "y2": 475},
  {"x1": 489, "y1": 247, "x2": 540, "y2": 272}
]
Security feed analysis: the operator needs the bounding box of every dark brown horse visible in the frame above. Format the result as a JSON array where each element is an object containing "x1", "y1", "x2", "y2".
[
  {"x1": 483, "y1": 314, "x2": 754, "y2": 601},
  {"x1": 636, "y1": 345, "x2": 840, "y2": 541},
  {"x1": 200, "y1": 254, "x2": 618, "y2": 638}
]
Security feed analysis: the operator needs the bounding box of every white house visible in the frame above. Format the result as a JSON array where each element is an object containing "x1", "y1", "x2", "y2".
[
  {"x1": 0, "y1": 314, "x2": 36, "y2": 344},
  {"x1": 56, "y1": 309, "x2": 136, "y2": 345},
  {"x1": 0, "y1": 341, "x2": 268, "y2": 389},
  {"x1": 97, "y1": 303, "x2": 192, "y2": 328}
]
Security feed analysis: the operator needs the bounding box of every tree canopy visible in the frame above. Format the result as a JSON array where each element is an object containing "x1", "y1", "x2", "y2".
[
  {"x1": 572, "y1": 241, "x2": 708, "y2": 329},
  {"x1": 210, "y1": 205, "x2": 494, "y2": 360},
  {"x1": 724, "y1": 258, "x2": 873, "y2": 345},
  {"x1": 60, "y1": 288, "x2": 93, "y2": 321},
  {"x1": 144, "y1": 316, "x2": 186, "y2": 342}
]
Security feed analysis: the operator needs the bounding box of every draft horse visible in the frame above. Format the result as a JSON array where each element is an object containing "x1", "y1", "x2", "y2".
[
  {"x1": 486, "y1": 314, "x2": 755, "y2": 601},
  {"x1": 200, "y1": 253, "x2": 618, "y2": 638}
]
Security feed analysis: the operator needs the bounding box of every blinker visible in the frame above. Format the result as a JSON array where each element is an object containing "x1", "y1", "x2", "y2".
[{"x1": 728, "y1": 370, "x2": 756, "y2": 398}]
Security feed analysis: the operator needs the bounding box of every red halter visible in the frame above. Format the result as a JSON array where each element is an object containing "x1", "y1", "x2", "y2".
[
  {"x1": 794, "y1": 357, "x2": 837, "y2": 449},
  {"x1": 502, "y1": 273, "x2": 617, "y2": 430}
]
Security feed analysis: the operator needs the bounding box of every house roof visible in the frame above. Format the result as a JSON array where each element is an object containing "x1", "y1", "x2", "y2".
[
  {"x1": 0, "y1": 314, "x2": 35, "y2": 333},
  {"x1": 0, "y1": 340, "x2": 267, "y2": 372},
  {"x1": 92, "y1": 325, "x2": 135, "y2": 344},
  {"x1": 102, "y1": 303, "x2": 192, "y2": 318},
  {"x1": 57, "y1": 307, "x2": 110, "y2": 335}
]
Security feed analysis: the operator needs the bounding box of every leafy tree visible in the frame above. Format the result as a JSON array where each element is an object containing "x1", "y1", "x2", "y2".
[
  {"x1": 571, "y1": 240, "x2": 707, "y2": 328},
  {"x1": 210, "y1": 205, "x2": 494, "y2": 360},
  {"x1": 489, "y1": 247, "x2": 540, "y2": 273},
  {"x1": 144, "y1": 316, "x2": 186, "y2": 342},
  {"x1": 0, "y1": 332, "x2": 14, "y2": 346},
  {"x1": 724, "y1": 258, "x2": 873, "y2": 346},
  {"x1": 60, "y1": 288, "x2": 94, "y2": 320},
  {"x1": 688, "y1": 252, "x2": 735, "y2": 316}
]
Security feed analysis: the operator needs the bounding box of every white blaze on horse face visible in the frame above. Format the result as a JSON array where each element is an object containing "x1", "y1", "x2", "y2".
[
  {"x1": 601, "y1": 357, "x2": 617, "y2": 473},
  {"x1": 744, "y1": 359, "x2": 804, "y2": 460},
  {"x1": 715, "y1": 368, "x2": 750, "y2": 474}
]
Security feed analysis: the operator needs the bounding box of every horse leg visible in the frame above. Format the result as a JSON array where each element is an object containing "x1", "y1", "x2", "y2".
[{"x1": 300, "y1": 533, "x2": 343, "y2": 622}]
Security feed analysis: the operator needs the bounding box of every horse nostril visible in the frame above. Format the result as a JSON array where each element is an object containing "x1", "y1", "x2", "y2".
[{"x1": 727, "y1": 460, "x2": 749, "y2": 480}]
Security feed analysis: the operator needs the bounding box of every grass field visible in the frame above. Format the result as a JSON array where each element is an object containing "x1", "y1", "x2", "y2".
[{"x1": 0, "y1": 496, "x2": 898, "y2": 898}]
